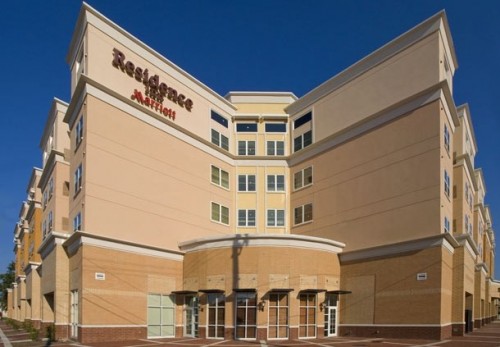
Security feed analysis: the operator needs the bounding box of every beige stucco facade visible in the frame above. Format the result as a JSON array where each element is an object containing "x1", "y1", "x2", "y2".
[{"x1": 6, "y1": 3, "x2": 498, "y2": 344}]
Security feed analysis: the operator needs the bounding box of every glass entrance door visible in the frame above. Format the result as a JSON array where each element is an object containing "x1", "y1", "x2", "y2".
[
  {"x1": 326, "y1": 307, "x2": 337, "y2": 336},
  {"x1": 70, "y1": 290, "x2": 78, "y2": 338},
  {"x1": 184, "y1": 296, "x2": 199, "y2": 337}
]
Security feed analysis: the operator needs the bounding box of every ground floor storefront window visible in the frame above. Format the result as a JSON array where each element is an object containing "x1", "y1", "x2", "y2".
[
  {"x1": 323, "y1": 293, "x2": 338, "y2": 337},
  {"x1": 148, "y1": 294, "x2": 175, "y2": 337},
  {"x1": 299, "y1": 293, "x2": 316, "y2": 338},
  {"x1": 207, "y1": 293, "x2": 225, "y2": 338},
  {"x1": 268, "y1": 292, "x2": 288, "y2": 339},
  {"x1": 235, "y1": 291, "x2": 257, "y2": 339}
]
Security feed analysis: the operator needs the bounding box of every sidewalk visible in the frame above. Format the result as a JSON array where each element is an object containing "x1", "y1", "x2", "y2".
[{"x1": 1, "y1": 320, "x2": 500, "y2": 347}]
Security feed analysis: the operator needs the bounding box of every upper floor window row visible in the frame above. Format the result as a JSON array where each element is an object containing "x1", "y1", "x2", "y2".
[
  {"x1": 211, "y1": 165, "x2": 229, "y2": 189},
  {"x1": 294, "y1": 130, "x2": 312, "y2": 152},
  {"x1": 294, "y1": 166, "x2": 313, "y2": 190},
  {"x1": 238, "y1": 141, "x2": 256, "y2": 156},
  {"x1": 211, "y1": 110, "x2": 228, "y2": 128}
]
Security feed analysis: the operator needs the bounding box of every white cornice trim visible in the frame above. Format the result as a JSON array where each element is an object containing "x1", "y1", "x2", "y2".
[
  {"x1": 340, "y1": 234, "x2": 457, "y2": 263},
  {"x1": 38, "y1": 151, "x2": 68, "y2": 190},
  {"x1": 38, "y1": 232, "x2": 71, "y2": 260},
  {"x1": 64, "y1": 231, "x2": 184, "y2": 261},
  {"x1": 225, "y1": 92, "x2": 297, "y2": 104},
  {"x1": 39, "y1": 98, "x2": 69, "y2": 149},
  {"x1": 455, "y1": 234, "x2": 479, "y2": 258},
  {"x1": 179, "y1": 233, "x2": 345, "y2": 254}
]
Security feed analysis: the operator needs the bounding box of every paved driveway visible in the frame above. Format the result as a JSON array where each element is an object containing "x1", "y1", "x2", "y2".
[{"x1": 2, "y1": 322, "x2": 500, "y2": 347}]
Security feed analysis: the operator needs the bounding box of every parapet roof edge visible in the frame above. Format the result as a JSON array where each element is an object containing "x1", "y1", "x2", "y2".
[
  {"x1": 285, "y1": 10, "x2": 457, "y2": 116},
  {"x1": 39, "y1": 98, "x2": 69, "y2": 150},
  {"x1": 456, "y1": 103, "x2": 478, "y2": 153},
  {"x1": 69, "y1": 2, "x2": 236, "y2": 112}
]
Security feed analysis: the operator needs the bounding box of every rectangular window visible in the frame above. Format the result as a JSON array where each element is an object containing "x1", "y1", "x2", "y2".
[
  {"x1": 48, "y1": 211, "x2": 53, "y2": 231},
  {"x1": 235, "y1": 292, "x2": 257, "y2": 339},
  {"x1": 294, "y1": 112, "x2": 312, "y2": 129},
  {"x1": 43, "y1": 190, "x2": 48, "y2": 209},
  {"x1": 299, "y1": 293, "x2": 316, "y2": 338},
  {"x1": 211, "y1": 129, "x2": 229, "y2": 150},
  {"x1": 444, "y1": 170, "x2": 450, "y2": 198},
  {"x1": 444, "y1": 123, "x2": 450, "y2": 153},
  {"x1": 207, "y1": 293, "x2": 225, "y2": 338},
  {"x1": 211, "y1": 166, "x2": 229, "y2": 189},
  {"x1": 42, "y1": 221, "x2": 47, "y2": 240},
  {"x1": 236, "y1": 123, "x2": 258, "y2": 132},
  {"x1": 268, "y1": 293, "x2": 289, "y2": 339},
  {"x1": 48, "y1": 178, "x2": 54, "y2": 199},
  {"x1": 74, "y1": 164, "x2": 83, "y2": 196},
  {"x1": 465, "y1": 215, "x2": 469, "y2": 234},
  {"x1": 211, "y1": 110, "x2": 228, "y2": 128},
  {"x1": 267, "y1": 141, "x2": 285, "y2": 156},
  {"x1": 211, "y1": 202, "x2": 229, "y2": 225},
  {"x1": 294, "y1": 204, "x2": 313, "y2": 225},
  {"x1": 267, "y1": 175, "x2": 285, "y2": 192},
  {"x1": 73, "y1": 212, "x2": 82, "y2": 232},
  {"x1": 238, "y1": 209, "x2": 256, "y2": 227},
  {"x1": 76, "y1": 116, "x2": 84, "y2": 147},
  {"x1": 238, "y1": 141, "x2": 256, "y2": 156},
  {"x1": 444, "y1": 217, "x2": 450, "y2": 233},
  {"x1": 294, "y1": 167, "x2": 313, "y2": 190},
  {"x1": 294, "y1": 130, "x2": 312, "y2": 152},
  {"x1": 147, "y1": 294, "x2": 175, "y2": 338},
  {"x1": 265, "y1": 123, "x2": 287, "y2": 133},
  {"x1": 267, "y1": 209, "x2": 285, "y2": 227},
  {"x1": 238, "y1": 175, "x2": 256, "y2": 192}
]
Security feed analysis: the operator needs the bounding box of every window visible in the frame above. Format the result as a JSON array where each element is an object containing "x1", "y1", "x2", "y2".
[
  {"x1": 479, "y1": 222, "x2": 483, "y2": 235},
  {"x1": 265, "y1": 123, "x2": 286, "y2": 133},
  {"x1": 236, "y1": 123, "x2": 258, "y2": 132},
  {"x1": 211, "y1": 129, "x2": 229, "y2": 151},
  {"x1": 211, "y1": 166, "x2": 229, "y2": 189},
  {"x1": 184, "y1": 295, "x2": 199, "y2": 337},
  {"x1": 294, "y1": 112, "x2": 312, "y2": 129},
  {"x1": 268, "y1": 293, "x2": 289, "y2": 339},
  {"x1": 299, "y1": 293, "x2": 316, "y2": 338},
  {"x1": 207, "y1": 293, "x2": 225, "y2": 338},
  {"x1": 43, "y1": 190, "x2": 48, "y2": 209},
  {"x1": 238, "y1": 209, "x2": 256, "y2": 227},
  {"x1": 76, "y1": 116, "x2": 84, "y2": 147},
  {"x1": 74, "y1": 164, "x2": 83, "y2": 196},
  {"x1": 48, "y1": 211, "x2": 53, "y2": 232},
  {"x1": 444, "y1": 217, "x2": 450, "y2": 233},
  {"x1": 444, "y1": 170, "x2": 450, "y2": 198},
  {"x1": 73, "y1": 212, "x2": 82, "y2": 231},
  {"x1": 238, "y1": 141, "x2": 256, "y2": 156},
  {"x1": 267, "y1": 209, "x2": 285, "y2": 227},
  {"x1": 444, "y1": 123, "x2": 450, "y2": 153},
  {"x1": 211, "y1": 110, "x2": 228, "y2": 128},
  {"x1": 294, "y1": 204, "x2": 313, "y2": 225},
  {"x1": 238, "y1": 175, "x2": 256, "y2": 192},
  {"x1": 211, "y1": 202, "x2": 229, "y2": 225},
  {"x1": 267, "y1": 175, "x2": 285, "y2": 192},
  {"x1": 267, "y1": 141, "x2": 284, "y2": 156},
  {"x1": 294, "y1": 130, "x2": 312, "y2": 152},
  {"x1": 75, "y1": 48, "x2": 85, "y2": 78},
  {"x1": 465, "y1": 215, "x2": 469, "y2": 234},
  {"x1": 147, "y1": 294, "x2": 175, "y2": 337},
  {"x1": 235, "y1": 292, "x2": 257, "y2": 339},
  {"x1": 48, "y1": 178, "x2": 54, "y2": 199},
  {"x1": 294, "y1": 167, "x2": 313, "y2": 190},
  {"x1": 42, "y1": 221, "x2": 47, "y2": 240}
]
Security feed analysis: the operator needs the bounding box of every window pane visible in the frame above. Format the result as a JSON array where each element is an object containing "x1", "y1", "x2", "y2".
[
  {"x1": 303, "y1": 130, "x2": 312, "y2": 147},
  {"x1": 265, "y1": 123, "x2": 287, "y2": 132},
  {"x1": 148, "y1": 325, "x2": 160, "y2": 337},
  {"x1": 267, "y1": 210, "x2": 275, "y2": 226},
  {"x1": 248, "y1": 210, "x2": 256, "y2": 226},
  {"x1": 277, "y1": 210, "x2": 285, "y2": 226},
  {"x1": 211, "y1": 129, "x2": 219, "y2": 146},
  {"x1": 221, "y1": 135, "x2": 229, "y2": 150},
  {"x1": 294, "y1": 112, "x2": 312, "y2": 129},
  {"x1": 238, "y1": 141, "x2": 246, "y2": 155},
  {"x1": 294, "y1": 171, "x2": 302, "y2": 189},
  {"x1": 211, "y1": 202, "x2": 220, "y2": 221},
  {"x1": 211, "y1": 166, "x2": 219, "y2": 185},
  {"x1": 221, "y1": 206, "x2": 229, "y2": 224},
  {"x1": 267, "y1": 175, "x2": 275, "y2": 191},
  {"x1": 294, "y1": 136, "x2": 302, "y2": 152},
  {"x1": 277, "y1": 141, "x2": 284, "y2": 155},
  {"x1": 267, "y1": 141, "x2": 275, "y2": 155},
  {"x1": 148, "y1": 307, "x2": 161, "y2": 325},
  {"x1": 238, "y1": 210, "x2": 246, "y2": 226},
  {"x1": 161, "y1": 295, "x2": 174, "y2": 307},
  {"x1": 295, "y1": 207, "x2": 302, "y2": 225},
  {"x1": 237, "y1": 123, "x2": 258, "y2": 132},
  {"x1": 248, "y1": 141, "x2": 256, "y2": 155},
  {"x1": 148, "y1": 294, "x2": 161, "y2": 306},
  {"x1": 305, "y1": 204, "x2": 313, "y2": 222},
  {"x1": 277, "y1": 175, "x2": 285, "y2": 191},
  {"x1": 221, "y1": 171, "x2": 229, "y2": 189},
  {"x1": 238, "y1": 175, "x2": 246, "y2": 191},
  {"x1": 211, "y1": 110, "x2": 228, "y2": 128},
  {"x1": 304, "y1": 167, "x2": 313, "y2": 185},
  {"x1": 248, "y1": 175, "x2": 256, "y2": 191}
]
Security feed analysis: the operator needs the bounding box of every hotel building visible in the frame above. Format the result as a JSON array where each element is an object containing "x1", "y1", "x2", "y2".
[{"x1": 7, "y1": 3, "x2": 500, "y2": 343}]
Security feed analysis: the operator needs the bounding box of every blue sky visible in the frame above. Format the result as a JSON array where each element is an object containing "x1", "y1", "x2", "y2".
[{"x1": 0, "y1": 1, "x2": 499, "y2": 278}]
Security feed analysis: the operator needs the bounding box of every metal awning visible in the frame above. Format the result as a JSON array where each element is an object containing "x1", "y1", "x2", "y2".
[
  {"x1": 326, "y1": 290, "x2": 352, "y2": 295},
  {"x1": 268, "y1": 288, "x2": 294, "y2": 293},
  {"x1": 233, "y1": 288, "x2": 257, "y2": 292},
  {"x1": 171, "y1": 290, "x2": 197, "y2": 295},
  {"x1": 299, "y1": 289, "x2": 327, "y2": 293},
  {"x1": 198, "y1": 289, "x2": 225, "y2": 294}
]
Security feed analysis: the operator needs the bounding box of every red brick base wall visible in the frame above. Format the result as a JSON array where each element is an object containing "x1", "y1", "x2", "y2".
[
  {"x1": 339, "y1": 324, "x2": 452, "y2": 340},
  {"x1": 79, "y1": 326, "x2": 147, "y2": 344},
  {"x1": 452, "y1": 323, "x2": 465, "y2": 336}
]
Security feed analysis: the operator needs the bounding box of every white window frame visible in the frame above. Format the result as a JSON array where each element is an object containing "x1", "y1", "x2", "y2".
[
  {"x1": 238, "y1": 140, "x2": 256, "y2": 156},
  {"x1": 211, "y1": 202, "x2": 229, "y2": 225},
  {"x1": 299, "y1": 293, "x2": 317, "y2": 338},
  {"x1": 267, "y1": 175, "x2": 285, "y2": 192},
  {"x1": 294, "y1": 166, "x2": 313, "y2": 190},
  {"x1": 234, "y1": 291, "x2": 257, "y2": 340},
  {"x1": 444, "y1": 123, "x2": 450, "y2": 153},
  {"x1": 294, "y1": 130, "x2": 312, "y2": 152},
  {"x1": 294, "y1": 203, "x2": 313, "y2": 225},
  {"x1": 444, "y1": 170, "x2": 450, "y2": 198},
  {"x1": 211, "y1": 129, "x2": 229, "y2": 151},
  {"x1": 267, "y1": 209, "x2": 285, "y2": 227},
  {"x1": 238, "y1": 174, "x2": 256, "y2": 192},
  {"x1": 266, "y1": 140, "x2": 285, "y2": 156},
  {"x1": 74, "y1": 164, "x2": 83, "y2": 196},
  {"x1": 76, "y1": 116, "x2": 84, "y2": 147},
  {"x1": 238, "y1": 209, "x2": 256, "y2": 227},
  {"x1": 444, "y1": 217, "x2": 450, "y2": 233},
  {"x1": 73, "y1": 212, "x2": 82, "y2": 232},
  {"x1": 211, "y1": 165, "x2": 229, "y2": 189},
  {"x1": 268, "y1": 292, "x2": 289, "y2": 339},
  {"x1": 48, "y1": 211, "x2": 53, "y2": 231},
  {"x1": 207, "y1": 293, "x2": 225, "y2": 339},
  {"x1": 147, "y1": 293, "x2": 175, "y2": 338}
]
